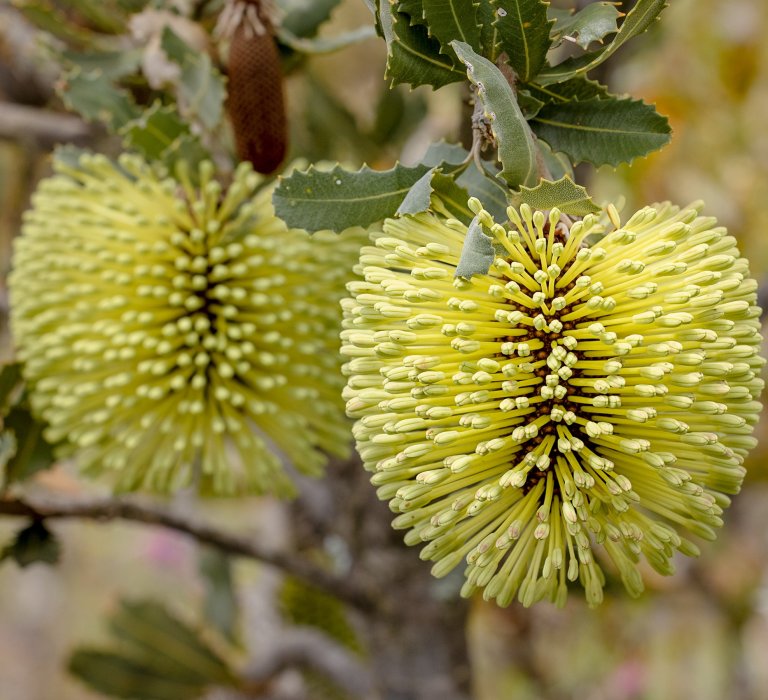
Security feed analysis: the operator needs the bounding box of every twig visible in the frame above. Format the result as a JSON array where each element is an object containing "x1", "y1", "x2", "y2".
[
  {"x1": 0, "y1": 102, "x2": 91, "y2": 146},
  {"x1": 244, "y1": 627, "x2": 376, "y2": 698},
  {"x1": 0, "y1": 496, "x2": 377, "y2": 612}
]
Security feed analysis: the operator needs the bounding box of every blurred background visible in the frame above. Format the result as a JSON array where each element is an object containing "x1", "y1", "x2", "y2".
[{"x1": 1, "y1": 0, "x2": 768, "y2": 698}]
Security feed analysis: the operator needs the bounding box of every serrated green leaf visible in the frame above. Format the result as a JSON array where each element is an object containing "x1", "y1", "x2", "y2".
[
  {"x1": 519, "y1": 176, "x2": 601, "y2": 215},
  {"x1": 524, "y1": 76, "x2": 610, "y2": 103},
  {"x1": 199, "y1": 549, "x2": 239, "y2": 645},
  {"x1": 69, "y1": 651, "x2": 207, "y2": 700},
  {"x1": 279, "y1": 0, "x2": 342, "y2": 38},
  {"x1": 380, "y1": 0, "x2": 464, "y2": 88},
  {"x1": 109, "y1": 600, "x2": 235, "y2": 685},
  {"x1": 550, "y1": 2, "x2": 622, "y2": 50},
  {"x1": 539, "y1": 0, "x2": 667, "y2": 84},
  {"x1": 2, "y1": 521, "x2": 61, "y2": 568},
  {"x1": 477, "y1": 1, "x2": 500, "y2": 60},
  {"x1": 277, "y1": 24, "x2": 376, "y2": 53},
  {"x1": 274, "y1": 163, "x2": 430, "y2": 232},
  {"x1": 455, "y1": 217, "x2": 496, "y2": 278},
  {"x1": 60, "y1": 48, "x2": 143, "y2": 79},
  {"x1": 452, "y1": 40, "x2": 538, "y2": 187},
  {"x1": 531, "y1": 96, "x2": 671, "y2": 166},
  {"x1": 121, "y1": 103, "x2": 190, "y2": 161},
  {"x1": 60, "y1": 68, "x2": 140, "y2": 131},
  {"x1": 491, "y1": 0, "x2": 554, "y2": 82},
  {"x1": 421, "y1": 0, "x2": 481, "y2": 57}
]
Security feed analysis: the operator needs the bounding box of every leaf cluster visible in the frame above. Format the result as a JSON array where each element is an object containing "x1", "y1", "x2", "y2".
[{"x1": 277, "y1": 0, "x2": 671, "y2": 233}]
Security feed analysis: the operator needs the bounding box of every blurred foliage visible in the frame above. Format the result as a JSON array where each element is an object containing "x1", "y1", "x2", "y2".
[{"x1": 69, "y1": 599, "x2": 238, "y2": 700}]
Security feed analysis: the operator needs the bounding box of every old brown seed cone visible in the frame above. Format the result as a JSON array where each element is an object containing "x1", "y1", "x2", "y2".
[{"x1": 227, "y1": 7, "x2": 287, "y2": 174}]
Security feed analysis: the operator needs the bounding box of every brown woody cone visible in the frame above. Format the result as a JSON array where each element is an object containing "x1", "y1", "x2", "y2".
[{"x1": 227, "y1": 18, "x2": 287, "y2": 174}]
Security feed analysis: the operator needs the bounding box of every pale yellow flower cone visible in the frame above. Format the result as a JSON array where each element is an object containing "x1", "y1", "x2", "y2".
[
  {"x1": 10, "y1": 153, "x2": 361, "y2": 496},
  {"x1": 342, "y1": 198, "x2": 764, "y2": 607}
]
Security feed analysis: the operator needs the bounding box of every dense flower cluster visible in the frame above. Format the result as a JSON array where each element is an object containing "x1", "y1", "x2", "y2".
[
  {"x1": 342, "y1": 199, "x2": 764, "y2": 606},
  {"x1": 10, "y1": 153, "x2": 359, "y2": 495}
]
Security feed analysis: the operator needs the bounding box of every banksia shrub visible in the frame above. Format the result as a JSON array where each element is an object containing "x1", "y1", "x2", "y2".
[
  {"x1": 342, "y1": 199, "x2": 764, "y2": 606},
  {"x1": 10, "y1": 153, "x2": 359, "y2": 495}
]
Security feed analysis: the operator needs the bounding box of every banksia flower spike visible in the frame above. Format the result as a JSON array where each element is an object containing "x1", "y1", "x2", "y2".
[
  {"x1": 341, "y1": 198, "x2": 764, "y2": 607},
  {"x1": 10, "y1": 153, "x2": 359, "y2": 495}
]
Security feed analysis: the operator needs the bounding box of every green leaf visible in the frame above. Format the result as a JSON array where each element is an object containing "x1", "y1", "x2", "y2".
[
  {"x1": 518, "y1": 176, "x2": 601, "y2": 216},
  {"x1": 199, "y1": 549, "x2": 239, "y2": 645},
  {"x1": 160, "y1": 28, "x2": 226, "y2": 131},
  {"x1": 531, "y1": 96, "x2": 671, "y2": 166},
  {"x1": 2, "y1": 521, "x2": 61, "y2": 567},
  {"x1": 121, "y1": 103, "x2": 190, "y2": 161},
  {"x1": 273, "y1": 162, "x2": 430, "y2": 232},
  {"x1": 422, "y1": 141, "x2": 510, "y2": 222},
  {"x1": 455, "y1": 217, "x2": 496, "y2": 278},
  {"x1": 421, "y1": 0, "x2": 482, "y2": 57},
  {"x1": 379, "y1": 0, "x2": 464, "y2": 88},
  {"x1": 0, "y1": 363, "x2": 22, "y2": 414},
  {"x1": 517, "y1": 89, "x2": 544, "y2": 119},
  {"x1": 60, "y1": 68, "x2": 140, "y2": 131},
  {"x1": 549, "y1": 2, "x2": 622, "y2": 50},
  {"x1": 477, "y1": 1, "x2": 500, "y2": 60},
  {"x1": 491, "y1": 0, "x2": 554, "y2": 82},
  {"x1": 539, "y1": 0, "x2": 667, "y2": 84},
  {"x1": 431, "y1": 173, "x2": 474, "y2": 224},
  {"x1": 2, "y1": 403, "x2": 56, "y2": 485},
  {"x1": 14, "y1": 1, "x2": 94, "y2": 47},
  {"x1": 69, "y1": 651, "x2": 208, "y2": 700},
  {"x1": 277, "y1": 25, "x2": 376, "y2": 53},
  {"x1": 0, "y1": 431, "x2": 17, "y2": 479},
  {"x1": 538, "y1": 140, "x2": 573, "y2": 180},
  {"x1": 524, "y1": 76, "x2": 610, "y2": 103},
  {"x1": 451, "y1": 40, "x2": 538, "y2": 187},
  {"x1": 60, "y1": 48, "x2": 143, "y2": 80},
  {"x1": 279, "y1": 0, "x2": 342, "y2": 38},
  {"x1": 108, "y1": 600, "x2": 235, "y2": 685},
  {"x1": 279, "y1": 578, "x2": 362, "y2": 653}
]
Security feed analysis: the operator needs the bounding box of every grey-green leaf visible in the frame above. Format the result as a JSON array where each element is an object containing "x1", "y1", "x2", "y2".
[
  {"x1": 518, "y1": 176, "x2": 601, "y2": 216},
  {"x1": 549, "y1": 2, "x2": 622, "y2": 50},
  {"x1": 455, "y1": 217, "x2": 496, "y2": 278},
  {"x1": 279, "y1": 0, "x2": 342, "y2": 37},
  {"x1": 491, "y1": 0, "x2": 554, "y2": 82},
  {"x1": 60, "y1": 68, "x2": 140, "y2": 131},
  {"x1": 380, "y1": 0, "x2": 464, "y2": 88},
  {"x1": 451, "y1": 40, "x2": 538, "y2": 187},
  {"x1": 539, "y1": 0, "x2": 667, "y2": 84},
  {"x1": 273, "y1": 163, "x2": 430, "y2": 232},
  {"x1": 531, "y1": 96, "x2": 671, "y2": 166},
  {"x1": 276, "y1": 25, "x2": 376, "y2": 54}
]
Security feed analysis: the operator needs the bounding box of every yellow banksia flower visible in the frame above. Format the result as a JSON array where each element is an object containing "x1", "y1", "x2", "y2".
[
  {"x1": 10, "y1": 153, "x2": 359, "y2": 495},
  {"x1": 341, "y1": 198, "x2": 764, "y2": 607}
]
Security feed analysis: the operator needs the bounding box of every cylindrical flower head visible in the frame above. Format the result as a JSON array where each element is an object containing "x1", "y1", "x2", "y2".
[
  {"x1": 10, "y1": 153, "x2": 359, "y2": 495},
  {"x1": 341, "y1": 200, "x2": 764, "y2": 607}
]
